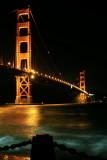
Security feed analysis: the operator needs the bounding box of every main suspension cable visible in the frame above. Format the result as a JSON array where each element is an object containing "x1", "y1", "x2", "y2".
[{"x1": 30, "y1": 9, "x2": 64, "y2": 78}]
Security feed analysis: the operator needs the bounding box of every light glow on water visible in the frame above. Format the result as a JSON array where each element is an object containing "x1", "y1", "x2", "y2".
[
  {"x1": 0, "y1": 154, "x2": 30, "y2": 160},
  {"x1": 0, "y1": 103, "x2": 107, "y2": 159},
  {"x1": 0, "y1": 105, "x2": 41, "y2": 137},
  {"x1": 22, "y1": 106, "x2": 41, "y2": 127}
]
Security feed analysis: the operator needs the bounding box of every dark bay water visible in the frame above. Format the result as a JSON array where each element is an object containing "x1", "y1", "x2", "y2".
[{"x1": 0, "y1": 102, "x2": 107, "y2": 159}]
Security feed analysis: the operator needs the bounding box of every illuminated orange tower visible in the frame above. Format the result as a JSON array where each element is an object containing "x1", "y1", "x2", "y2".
[
  {"x1": 77, "y1": 70, "x2": 87, "y2": 103},
  {"x1": 80, "y1": 70, "x2": 85, "y2": 91},
  {"x1": 15, "y1": 6, "x2": 32, "y2": 104}
]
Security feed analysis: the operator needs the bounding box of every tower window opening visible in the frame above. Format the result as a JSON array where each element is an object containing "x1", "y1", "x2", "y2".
[
  {"x1": 81, "y1": 82, "x2": 84, "y2": 86},
  {"x1": 20, "y1": 28, "x2": 28, "y2": 36},
  {"x1": 21, "y1": 59, "x2": 27, "y2": 71},
  {"x1": 20, "y1": 42, "x2": 27, "y2": 53},
  {"x1": 80, "y1": 78, "x2": 84, "y2": 81},
  {"x1": 80, "y1": 74, "x2": 84, "y2": 76},
  {"x1": 19, "y1": 15, "x2": 29, "y2": 23}
]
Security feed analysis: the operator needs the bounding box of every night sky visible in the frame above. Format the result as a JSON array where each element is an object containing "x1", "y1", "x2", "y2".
[{"x1": 0, "y1": 1, "x2": 107, "y2": 95}]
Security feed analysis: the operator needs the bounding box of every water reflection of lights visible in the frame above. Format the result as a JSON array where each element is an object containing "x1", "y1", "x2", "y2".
[
  {"x1": 66, "y1": 122, "x2": 90, "y2": 128},
  {"x1": 0, "y1": 105, "x2": 41, "y2": 137},
  {"x1": 25, "y1": 107, "x2": 41, "y2": 127},
  {"x1": 0, "y1": 106, "x2": 41, "y2": 126},
  {"x1": 0, "y1": 154, "x2": 30, "y2": 160}
]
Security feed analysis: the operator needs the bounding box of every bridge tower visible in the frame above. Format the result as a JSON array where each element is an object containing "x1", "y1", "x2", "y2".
[
  {"x1": 15, "y1": 6, "x2": 32, "y2": 104},
  {"x1": 80, "y1": 70, "x2": 85, "y2": 91},
  {"x1": 78, "y1": 70, "x2": 87, "y2": 103}
]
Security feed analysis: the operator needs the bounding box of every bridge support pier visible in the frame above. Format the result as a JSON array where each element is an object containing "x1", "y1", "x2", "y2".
[
  {"x1": 15, "y1": 75, "x2": 32, "y2": 104},
  {"x1": 15, "y1": 96, "x2": 32, "y2": 104},
  {"x1": 75, "y1": 93, "x2": 87, "y2": 103}
]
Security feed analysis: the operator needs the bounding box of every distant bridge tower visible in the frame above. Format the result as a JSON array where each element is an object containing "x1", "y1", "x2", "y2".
[
  {"x1": 15, "y1": 6, "x2": 32, "y2": 104},
  {"x1": 77, "y1": 70, "x2": 87, "y2": 103},
  {"x1": 80, "y1": 70, "x2": 85, "y2": 91}
]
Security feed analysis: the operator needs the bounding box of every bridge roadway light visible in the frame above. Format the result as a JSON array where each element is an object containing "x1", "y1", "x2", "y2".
[
  {"x1": 31, "y1": 74, "x2": 35, "y2": 79},
  {"x1": 71, "y1": 85, "x2": 73, "y2": 89},
  {"x1": 35, "y1": 71, "x2": 39, "y2": 75},
  {"x1": 7, "y1": 62, "x2": 11, "y2": 66},
  {"x1": 23, "y1": 68, "x2": 27, "y2": 71}
]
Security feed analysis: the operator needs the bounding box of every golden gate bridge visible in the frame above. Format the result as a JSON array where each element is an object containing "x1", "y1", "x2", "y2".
[{"x1": 0, "y1": 6, "x2": 88, "y2": 104}]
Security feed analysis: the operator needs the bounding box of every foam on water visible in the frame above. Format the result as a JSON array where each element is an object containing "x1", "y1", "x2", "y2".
[
  {"x1": 0, "y1": 136, "x2": 15, "y2": 147},
  {"x1": 54, "y1": 133, "x2": 107, "y2": 159},
  {"x1": 0, "y1": 136, "x2": 31, "y2": 154}
]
